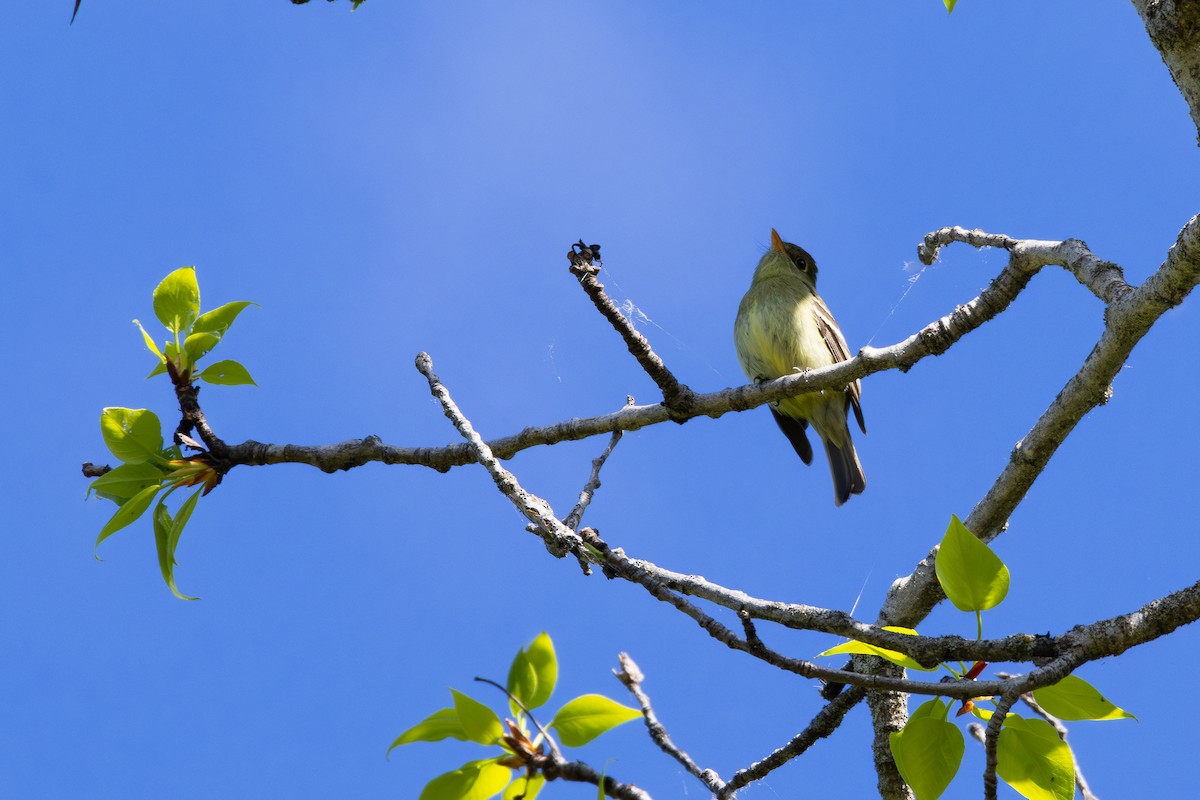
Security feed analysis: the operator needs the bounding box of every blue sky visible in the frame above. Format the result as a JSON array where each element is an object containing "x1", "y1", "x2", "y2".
[{"x1": 3, "y1": 2, "x2": 1197, "y2": 797}]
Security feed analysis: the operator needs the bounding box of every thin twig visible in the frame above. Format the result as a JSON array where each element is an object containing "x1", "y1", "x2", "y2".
[
  {"x1": 614, "y1": 652, "x2": 726, "y2": 795},
  {"x1": 721, "y1": 687, "x2": 867, "y2": 798},
  {"x1": 473, "y1": 677, "x2": 563, "y2": 761},
  {"x1": 415, "y1": 352, "x2": 581, "y2": 558},
  {"x1": 166, "y1": 359, "x2": 228, "y2": 458},
  {"x1": 564, "y1": 429, "x2": 623, "y2": 531},
  {"x1": 568, "y1": 248, "x2": 695, "y2": 414},
  {"x1": 983, "y1": 692, "x2": 1019, "y2": 800}
]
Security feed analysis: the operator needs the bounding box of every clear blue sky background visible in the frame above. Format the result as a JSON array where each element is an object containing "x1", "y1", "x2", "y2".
[{"x1": 3, "y1": 2, "x2": 1197, "y2": 798}]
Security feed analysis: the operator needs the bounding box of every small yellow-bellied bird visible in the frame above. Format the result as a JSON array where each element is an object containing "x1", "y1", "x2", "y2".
[{"x1": 734, "y1": 229, "x2": 866, "y2": 506}]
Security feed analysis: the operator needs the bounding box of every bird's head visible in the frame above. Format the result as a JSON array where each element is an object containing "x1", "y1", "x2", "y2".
[{"x1": 752, "y1": 228, "x2": 819, "y2": 290}]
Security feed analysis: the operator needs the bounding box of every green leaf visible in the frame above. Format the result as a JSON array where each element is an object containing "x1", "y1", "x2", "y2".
[
  {"x1": 889, "y1": 699, "x2": 963, "y2": 800},
  {"x1": 935, "y1": 515, "x2": 1010, "y2": 612},
  {"x1": 451, "y1": 689, "x2": 504, "y2": 745},
  {"x1": 944, "y1": 0, "x2": 957, "y2": 12},
  {"x1": 502, "y1": 773, "x2": 544, "y2": 800},
  {"x1": 908, "y1": 696, "x2": 951, "y2": 722},
  {"x1": 88, "y1": 462, "x2": 167, "y2": 505},
  {"x1": 183, "y1": 331, "x2": 221, "y2": 365},
  {"x1": 419, "y1": 760, "x2": 512, "y2": 800},
  {"x1": 100, "y1": 408, "x2": 164, "y2": 464},
  {"x1": 133, "y1": 319, "x2": 165, "y2": 361},
  {"x1": 153, "y1": 267, "x2": 201, "y2": 334},
  {"x1": 169, "y1": 487, "x2": 201, "y2": 551},
  {"x1": 193, "y1": 300, "x2": 255, "y2": 338},
  {"x1": 387, "y1": 708, "x2": 469, "y2": 756},
  {"x1": 1032, "y1": 674, "x2": 1136, "y2": 721},
  {"x1": 507, "y1": 632, "x2": 558, "y2": 715},
  {"x1": 146, "y1": 340, "x2": 178, "y2": 378},
  {"x1": 94, "y1": 482, "x2": 161, "y2": 549},
  {"x1": 996, "y1": 714, "x2": 1075, "y2": 800},
  {"x1": 550, "y1": 694, "x2": 641, "y2": 747},
  {"x1": 971, "y1": 705, "x2": 994, "y2": 721},
  {"x1": 818, "y1": 626, "x2": 936, "y2": 672},
  {"x1": 196, "y1": 359, "x2": 256, "y2": 386},
  {"x1": 153, "y1": 490, "x2": 201, "y2": 600}
]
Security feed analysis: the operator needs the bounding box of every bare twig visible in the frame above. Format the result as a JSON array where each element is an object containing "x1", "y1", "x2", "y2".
[
  {"x1": 983, "y1": 693, "x2": 1020, "y2": 800},
  {"x1": 721, "y1": 687, "x2": 867, "y2": 798},
  {"x1": 415, "y1": 352, "x2": 581, "y2": 558},
  {"x1": 567, "y1": 243, "x2": 696, "y2": 414},
  {"x1": 563, "y1": 430, "x2": 623, "y2": 531},
  {"x1": 614, "y1": 652, "x2": 725, "y2": 795},
  {"x1": 919, "y1": 228, "x2": 1130, "y2": 304}
]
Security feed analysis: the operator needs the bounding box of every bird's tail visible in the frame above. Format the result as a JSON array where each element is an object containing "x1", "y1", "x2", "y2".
[{"x1": 824, "y1": 435, "x2": 866, "y2": 507}]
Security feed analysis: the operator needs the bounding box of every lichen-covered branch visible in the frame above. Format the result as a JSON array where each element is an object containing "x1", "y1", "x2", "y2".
[{"x1": 1132, "y1": 0, "x2": 1200, "y2": 144}]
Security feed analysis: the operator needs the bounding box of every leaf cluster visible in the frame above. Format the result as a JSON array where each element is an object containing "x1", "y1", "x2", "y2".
[
  {"x1": 389, "y1": 633, "x2": 641, "y2": 800},
  {"x1": 137, "y1": 266, "x2": 256, "y2": 386},
  {"x1": 87, "y1": 269, "x2": 256, "y2": 598}
]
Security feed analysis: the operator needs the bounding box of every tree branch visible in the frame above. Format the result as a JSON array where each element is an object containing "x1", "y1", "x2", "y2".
[
  {"x1": 530, "y1": 752, "x2": 654, "y2": 800},
  {"x1": 878, "y1": 215, "x2": 1200, "y2": 633},
  {"x1": 567, "y1": 242, "x2": 696, "y2": 415},
  {"x1": 1132, "y1": 0, "x2": 1200, "y2": 144}
]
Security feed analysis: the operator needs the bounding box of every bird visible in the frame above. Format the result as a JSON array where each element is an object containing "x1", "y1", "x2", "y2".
[{"x1": 734, "y1": 229, "x2": 866, "y2": 505}]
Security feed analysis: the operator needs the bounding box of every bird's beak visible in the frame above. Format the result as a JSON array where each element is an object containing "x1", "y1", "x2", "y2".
[{"x1": 770, "y1": 228, "x2": 786, "y2": 252}]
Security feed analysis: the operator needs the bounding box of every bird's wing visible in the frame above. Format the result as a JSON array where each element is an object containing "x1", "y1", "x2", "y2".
[{"x1": 813, "y1": 294, "x2": 866, "y2": 434}]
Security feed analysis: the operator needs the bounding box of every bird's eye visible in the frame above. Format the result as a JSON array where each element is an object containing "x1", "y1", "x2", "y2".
[{"x1": 795, "y1": 258, "x2": 808, "y2": 272}]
